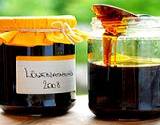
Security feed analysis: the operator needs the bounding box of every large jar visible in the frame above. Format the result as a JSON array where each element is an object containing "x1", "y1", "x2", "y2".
[
  {"x1": 88, "y1": 16, "x2": 160, "y2": 118},
  {"x1": 0, "y1": 16, "x2": 87, "y2": 115}
]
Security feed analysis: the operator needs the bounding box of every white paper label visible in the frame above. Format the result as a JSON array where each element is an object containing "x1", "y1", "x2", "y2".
[{"x1": 16, "y1": 55, "x2": 76, "y2": 94}]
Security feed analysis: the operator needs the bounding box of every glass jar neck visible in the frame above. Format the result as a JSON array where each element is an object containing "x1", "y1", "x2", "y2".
[
  {"x1": 121, "y1": 17, "x2": 160, "y2": 39},
  {"x1": 92, "y1": 17, "x2": 160, "y2": 37}
]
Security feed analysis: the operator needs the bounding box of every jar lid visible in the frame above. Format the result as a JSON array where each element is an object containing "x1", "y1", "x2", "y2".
[
  {"x1": 0, "y1": 16, "x2": 88, "y2": 46},
  {"x1": 0, "y1": 16, "x2": 77, "y2": 31}
]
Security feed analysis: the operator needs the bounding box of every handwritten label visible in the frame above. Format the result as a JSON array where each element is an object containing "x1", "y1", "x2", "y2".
[{"x1": 16, "y1": 56, "x2": 76, "y2": 94}]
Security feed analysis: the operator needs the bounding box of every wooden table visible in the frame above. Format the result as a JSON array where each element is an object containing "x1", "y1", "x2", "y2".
[{"x1": 0, "y1": 95, "x2": 160, "y2": 125}]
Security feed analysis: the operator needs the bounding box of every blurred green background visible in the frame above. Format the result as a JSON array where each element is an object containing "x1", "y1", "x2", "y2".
[
  {"x1": 1, "y1": 0, "x2": 160, "y2": 94},
  {"x1": 0, "y1": 0, "x2": 160, "y2": 63}
]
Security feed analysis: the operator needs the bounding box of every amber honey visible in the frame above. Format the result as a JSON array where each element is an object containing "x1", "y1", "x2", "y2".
[
  {"x1": 0, "y1": 44, "x2": 75, "y2": 115},
  {"x1": 89, "y1": 61, "x2": 160, "y2": 118}
]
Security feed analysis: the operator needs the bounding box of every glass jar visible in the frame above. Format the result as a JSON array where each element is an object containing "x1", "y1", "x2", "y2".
[
  {"x1": 88, "y1": 17, "x2": 160, "y2": 119},
  {"x1": 0, "y1": 16, "x2": 87, "y2": 115}
]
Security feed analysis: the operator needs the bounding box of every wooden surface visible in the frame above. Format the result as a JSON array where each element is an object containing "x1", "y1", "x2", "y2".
[{"x1": 0, "y1": 95, "x2": 160, "y2": 125}]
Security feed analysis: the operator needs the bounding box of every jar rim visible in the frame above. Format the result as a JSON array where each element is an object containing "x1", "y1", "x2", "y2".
[{"x1": 122, "y1": 16, "x2": 160, "y2": 28}]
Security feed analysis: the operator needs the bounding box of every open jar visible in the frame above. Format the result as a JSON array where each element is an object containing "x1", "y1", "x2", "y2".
[
  {"x1": 0, "y1": 16, "x2": 87, "y2": 115},
  {"x1": 88, "y1": 16, "x2": 160, "y2": 118}
]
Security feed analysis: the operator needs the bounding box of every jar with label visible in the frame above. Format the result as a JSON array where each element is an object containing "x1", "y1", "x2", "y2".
[
  {"x1": 88, "y1": 4, "x2": 160, "y2": 119},
  {"x1": 0, "y1": 16, "x2": 87, "y2": 115}
]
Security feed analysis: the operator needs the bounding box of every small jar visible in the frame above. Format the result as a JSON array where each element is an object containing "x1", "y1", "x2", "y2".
[
  {"x1": 0, "y1": 16, "x2": 87, "y2": 115},
  {"x1": 88, "y1": 17, "x2": 160, "y2": 119}
]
